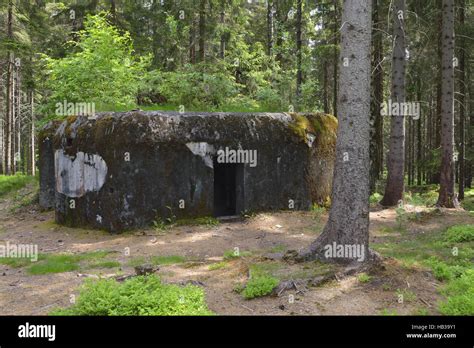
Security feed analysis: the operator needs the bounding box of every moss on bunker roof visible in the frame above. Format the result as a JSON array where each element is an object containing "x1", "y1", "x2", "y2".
[{"x1": 40, "y1": 111, "x2": 337, "y2": 147}]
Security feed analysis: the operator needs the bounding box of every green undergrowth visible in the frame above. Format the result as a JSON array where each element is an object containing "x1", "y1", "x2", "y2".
[
  {"x1": 372, "y1": 223, "x2": 474, "y2": 315},
  {"x1": 127, "y1": 255, "x2": 186, "y2": 267},
  {"x1": 50, "y1": 275, "x2": 213, "y2": 315},
  {"x1": 0, "y1": 174, "x2": 37, "y2": 198},
  {"x1": 0, "y1": 250, "x2": 119, "y2": 275}
]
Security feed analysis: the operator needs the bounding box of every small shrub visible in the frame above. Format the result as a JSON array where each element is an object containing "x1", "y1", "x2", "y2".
[
  {"x1": 223, "y1": 249, "x2": 251, "y2": 260},
  {"x1": 50, "y1": 275, "x2": 213, "y2": 315},
  {"x1": 357, "y1": 273, "x2": 372, "y2": 283},
  {"x1": 424, "y1": 258, "x2": 453, "y2": 281},
  {"x1": 444, "y1": 225, "x2": 474, "y2": 244},
  {"x1": 369, "y1": 192, "x2": 382, "y2": 204},
  {"x1": 242, "y1": 274, "x2": 279, "y2": 299}
]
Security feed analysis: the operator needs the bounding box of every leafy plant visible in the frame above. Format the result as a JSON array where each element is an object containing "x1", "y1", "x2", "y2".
[
  {"x1": 242, "y1": 274, "x2": 279, "y2": 299},
  {"x1": 41, "y1": 13, "x2": 149, "y2": 116},
  {"x1": 357, "y1": 273, "x2": 372, "y2": 283},
  {"x1": 443, "y1": 225, "x2": 474, "y2": 244},
  {"x1": 50, "y1": 275, "x2": 213, "y2": 315}
]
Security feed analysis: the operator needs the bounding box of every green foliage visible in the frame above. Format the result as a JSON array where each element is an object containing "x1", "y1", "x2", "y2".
[
  {"x1": 50, "y1": 275, "x2": 213, "y2": 316},
  {"x1": 395, "y1": 207, "x2": 408, "y2": 231},
  {"x1": 242, "y1": 274, "x2": 279, "y2": 299},
  {"x1": 175, "y1": 216, "x2": 220, "y2": 227},
  {"x1": 357, "y1": 273, "x2": 372, "y2": 283},
  {"x1": 42, "y1": 13, "x2": 149, "y2": 116},
  {"x1": 438, "y1": 270, "x2": 474, "y2": 315},
  {"x1": 223, "y1": 249, "x2": 251, "y2": 260},
  {"x1": 443, "y1": 225, "x2": 474, "y2": 244},
  {"x1": 127, "y1": 255, "x2": 185, "y2": 268},
  {"x1": 27, "y1": 251, "x2": 116, "y2": 275},
  {"x1": 140, "y1": 63, "x2": 239, "y2": 109},
  {"x1": 369, "y1": 192, "x2": 383, "y2": 204},
  {"x1": 0, "y1": 175, "x2": 36, "y2": 197},
  {"x1": 208, "y1": 261, "x2": 228, "y2": 271}
]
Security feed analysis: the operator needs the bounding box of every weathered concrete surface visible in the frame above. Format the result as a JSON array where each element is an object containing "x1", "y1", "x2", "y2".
[{"x1": 39, "y1": 111, "x2": 336, "y2": 232}]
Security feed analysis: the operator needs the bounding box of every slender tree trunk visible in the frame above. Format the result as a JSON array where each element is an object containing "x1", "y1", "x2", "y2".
[
  {"x1": 332, "y1": 0, "x2": 339, "y2": 117},
  {"x1": 267, "y1": 0, "x2": 273, "y2": 56},
  {"x1": 198, "y1": 0, "x2": 206, "y2": 63},
  {"x1": 437, "y1": 0, "x2": 459, "y2": 208},
  {"x1": 433, "y1": 4, "x2": 443, "y2": 184},
  {"x1": 15, "y1": 62, "x2": 21, "y2": 174},
  {"x1": 189, "y1": 15, "x2": 196, "y2": 64},
  {"x1": 275, "y1": 2, "x2": 283, "y2": 64},
  {"x1": 458, "y1": 0, "x2": 465, "y2": 200},
  {"x1": 370, "y1": 0, "x2": 384, "y2": 193},
  {"x1": 302, "y1": 0, "x2": 375, "y2": 264},
  {"x1": 380, "y1": 0, "x2": 406, "y2": 206},
  {"x1": 416, "y1": 78, "x2": 422, "y2": 185},
  {"x1": 323, "y1": 61, "x2": 329, "y2": 113},
  {"x1": 220, "y1": 3, "x2": 226, "y2": 59},
  {"x1": 30, "y1": 89, "x2": 35, "y2": 176},
  {"x1": 4, "y1": 0, "x2": 14, "y2": 175},
  {"x1": 407, "y1": 117, "x2": 412, "y2": 186},
  {"x1": 295, "y1": 0, "x2": 303, "y2": 110}
]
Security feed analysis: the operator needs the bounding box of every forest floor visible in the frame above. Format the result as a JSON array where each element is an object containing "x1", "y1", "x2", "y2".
[{"x1": 0, "y1": 180, "x2": 473, "y2": 315}]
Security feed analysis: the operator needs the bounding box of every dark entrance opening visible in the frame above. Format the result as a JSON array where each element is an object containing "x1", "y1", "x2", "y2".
[{"x1": 213, "y1": 161, "x2": 240, "y2": 216}]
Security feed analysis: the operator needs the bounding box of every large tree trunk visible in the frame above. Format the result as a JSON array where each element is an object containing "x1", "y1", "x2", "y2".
[
  {"x1": 369, "y1": 0, "x2": 384, "y2": 193},
  {"x1": 302, "y1": 0, "x2": 375, "y2": 265},
  {"x1": 380, "y1": 0, "x2": 406, "y2": 207},
  {"x1": 458, "y1": 0, "x2": 465, "y2": 200},
  {"x1": 437, "y1": 0, "x2": 459, "y2": 208},
  {"x1": 295, "y1": 0, "x2": 303, "y2": 110},
  {"x1": 468, "y1": 55, "x2": 474, "y2": 188}
]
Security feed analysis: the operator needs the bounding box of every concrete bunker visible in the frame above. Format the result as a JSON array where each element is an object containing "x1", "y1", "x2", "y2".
[{"x1": 39, "y1": 111, "x2": 337, "y2": 232}]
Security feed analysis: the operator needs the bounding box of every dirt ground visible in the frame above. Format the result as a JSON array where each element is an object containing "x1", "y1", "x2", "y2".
[{"x1": 0, "y1": 183, "x2": 472, "y2": 315}]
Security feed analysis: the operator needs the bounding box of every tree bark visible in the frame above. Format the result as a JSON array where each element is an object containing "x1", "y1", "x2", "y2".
[
  {"x1": 295, "y1": 0, "x2": 303, "y2": 110},
  {"x1": 4, "y1": 0, "x2": 14, "y2": 175},
  {"x1": 189, "y1": 15, "x2": 196, "y2": 64},
  {"x1": 458, "y1": 0, "x2": 465, "y2": 200},
  {"x1": 437, "y1": 0, "x2": 459, "y2": 208},
  {"x1": 30, "y1": 89, "x2": 35, "y2": 176},
  {"x1": 198, "y1": 0, "x2": 206, "y2": 63},
  {"x1": 370, "y1": 0, "x2": 384, "y2": 193},
  {"x1": 380, "y1": 0, "x2": 406, "y2": 207},
  {"x1": 303, "y1": 0, "x2": 375, "y2": 265},
  {"x1": 220, "y1": 1, "x2": 226, "y2": 59},
  {"x1": 267, "y1": 0, "x2": 273, "y2": 56},
  {"x1": 332, "y1": 0, "x2": 339, "y2": 117}
]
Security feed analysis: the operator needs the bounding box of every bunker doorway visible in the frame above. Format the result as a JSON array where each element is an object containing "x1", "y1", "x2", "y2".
[{"x1": 213, "y1": 161, "x2": 243, "y2": 217}]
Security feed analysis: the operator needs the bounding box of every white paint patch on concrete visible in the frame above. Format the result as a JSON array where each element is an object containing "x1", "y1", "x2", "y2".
[
  {"x1": 306, "y1": 133, "x2": 316, "y2": 147},
  {"x1": 185, "y1": 142, "x2": 215, "y2": 168},
  {"x1": 55, "y1": 149, "x2": 108, "y2": 197}
]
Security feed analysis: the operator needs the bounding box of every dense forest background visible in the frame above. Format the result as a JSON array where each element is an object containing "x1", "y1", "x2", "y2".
[{"x1": 0, "y1": 0, "x2": 473, "y2": 202}]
